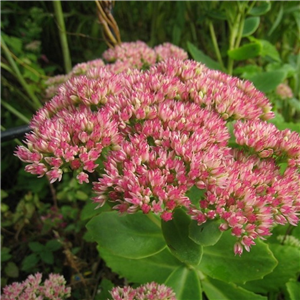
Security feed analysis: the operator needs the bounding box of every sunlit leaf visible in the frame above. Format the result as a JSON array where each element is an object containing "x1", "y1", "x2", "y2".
[
  {"x1": 86, "y1": 211, "x2": 166, "y2": 259},
  {"x1": 242, "y1": 17, "x2": 260, "y2": 36},
  {"x1": 165, "y1": 266, "x2": 202, "y2": 300},
  {"x1": 203, "y1": 277, "x2": 267, "y2": 300},
  {"x1": 198, "y1": 231, "x2": 277, "y2": 283},
  {"x1": 227, "y1": 43, "x2": 261, "y2": 61},
  {"x1": 98, "y1": 246, "x2": 182, "y2": 284}
]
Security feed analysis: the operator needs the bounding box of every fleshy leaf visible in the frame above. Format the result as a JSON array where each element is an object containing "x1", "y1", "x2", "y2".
[
  {"x1": 86, "y1": 211, "x2": 166, "y2": 259},
  {"x1": 189, "y1": 219, "x2": 223, "y2": 246},
  {"x1": 186, "y1": 185, "x2": 205, "y2": 207},
  {"x1": 198, "y1": 231, "x2": 277, "y2": 283},
  {"x1": 227, "y1": 43, "x2": 261, "y2": 61},
  {"x1": 161, "y1": 208, "x2": 203, "y2": 266},
  {"x1": 248, "y1": 70, "x2": 286, "y2": 93},
  {"x1": 243, "y1": 243, "x2": 300, "y2": 293},
  {"x1": 202, "y1": 277, "x2": 267, "y2": 300},
  {"x1": 249, "y1": 37, "x2": 281, "y2": 62},
  {"x1": 242, "y1": 17, "x2": 260, "y2": 37},
  {"x1": 286, "y1": 281, "x2": 300, "y2": 300},
  {"x1": 249, "y1": 1, "x2": 271, "y2": 16},
  {"x1": 165, "y1": 266, "x2": 202, "y2": 300},
  {"x1": 187, "y1": 42, "x2": 222, "y2": 71},
  {"x1": 98, "y1": 246, "x2": 182, "y2": 284}
]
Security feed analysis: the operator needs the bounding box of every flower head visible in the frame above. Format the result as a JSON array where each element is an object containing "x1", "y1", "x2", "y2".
[
  {"x1": 110, "y1": 282, "x2": 176, "y2": 300},
  {"x1": 2, "y1": 273, "x2": 71, "y2": 300},
  {"x1": 16, "y1": 43, "x2": 300, "y2": 254}
]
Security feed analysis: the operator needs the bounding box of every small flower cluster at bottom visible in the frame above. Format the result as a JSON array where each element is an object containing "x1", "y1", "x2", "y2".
[
  {"x1": 110, "y1": 282, "x2": 176, "y2": 300},
  {"x1": 2, "y1": 273, "x2": 71, "y2": 300}
]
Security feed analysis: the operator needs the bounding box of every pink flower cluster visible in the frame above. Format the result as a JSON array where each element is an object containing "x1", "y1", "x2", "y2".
[
  {"x1": 45, "y1": 41, "x2": 188, "y2": 99},
  {"x1": 15, "y1": 44, "x2": 300, "y2": 254},
  {"x1": 2, "y1": 273, "x2": 71, "y2": 300},
  {"x1": 102, "y1": 41, "x2": 188, "y2": 70},
  {"x1": 275, "y1": 83, "x2": 293, "y2": 100},
  {"x1": 110, "y1": 282, "x2": 176, "y2": 300}
]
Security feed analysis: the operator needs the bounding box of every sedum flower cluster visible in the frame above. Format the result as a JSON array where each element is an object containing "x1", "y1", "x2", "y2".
[
  {"x1": 110, "y1": 282, "x2": 176, "y2": 300},
  {"x1": 2, "y1": 273, "x2": 71, "y2": 300},
  {"x1": 15, "y1": 42, "x2": 300, "y2": 255}
]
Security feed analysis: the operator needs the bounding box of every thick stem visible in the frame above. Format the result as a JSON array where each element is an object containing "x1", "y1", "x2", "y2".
[
  {"x1": 53, "y1": 1, "x2": 72, "y2": 73},
  {"x1": 208, "y1": 21, "x2": 225, "y2": 71}
]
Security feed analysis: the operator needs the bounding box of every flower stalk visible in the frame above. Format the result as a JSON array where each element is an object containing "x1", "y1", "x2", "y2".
[
  {"x1": 53, "y1": 0, "x2": 72, "y2": 73},
  {"x1": 1, "y1": 38, "x2": 41, "y2": 109}
]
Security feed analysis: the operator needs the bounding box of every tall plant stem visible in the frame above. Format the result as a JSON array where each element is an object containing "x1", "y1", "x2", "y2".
[
  {"x1": 227, "y1": 7, "x2": 244, "y2": 75},
  {"x1": 1, "y1": 100, "x2": 31, "y2": 124},
  {"x1": 53, "y1": 1, "x2": 72, "y2": 73},
  {"x1": 208, "y1": 21, "x2": 225, "y2": 71},
  {"x1": 1, "y1": 38, "x2": 41, "y2": 109}
]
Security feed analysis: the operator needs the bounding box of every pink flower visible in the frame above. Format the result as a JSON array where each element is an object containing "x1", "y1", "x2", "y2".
[
  {"x1": 276, "y1": 83, "x2": 293, "y2": 99},
  {"x1": 2, "y1": 273, "x2": 71, "y2": 300},
  {"x1": 110, "y1": 282, "x2": 176, "y2": 300},
  {"x1": 16, "y1": 45, "x2": 300, "y2": 254}
]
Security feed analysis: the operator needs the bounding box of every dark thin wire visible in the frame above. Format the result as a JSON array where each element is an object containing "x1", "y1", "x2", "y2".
[{"x1": 1, "y1": 125, "x2": 31, "y2": 142}]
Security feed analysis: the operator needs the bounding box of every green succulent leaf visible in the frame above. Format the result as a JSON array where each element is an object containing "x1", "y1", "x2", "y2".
[
  {"x1": 202, "y1": 277, "x2": 267, "y2": 300},
  {"x1": 198, "y1": 231, "x2": 277, "y2": 284},
  {"x1": 86, "y1": 211, "x2": 166, "y2": 259},
  {"x1": 286, "y1": 281, "x2": 300, "y2": 300},
  {"x1": 98, "y1": 246, "x2": 182, "y2": 284},
  {"x1": 243, "y1": 243, "x2": 300, "y2": 293},
  {"x1": 165, "y1": 266, "x2": 202, "y2": 300},
  {"x1": 248, "y1": 70, "x2": 286, "y2": 93},
  {"x1": 227, "y1": 43, "x2": 261, "y2": 61},
  {"x1": 189, "y1": 219, "x2": 223, "y2": 246},
  {"x1": 249, "y1": 1, "x2": 271, "y2": 16},
  {"x1": 187, "y1": 42, "x2": 222, "y2": 70},
  {"x1": 242, "y1": 17, "x2": 260, "y2": 36},
  {"x1": 161, "y1": 208, "x2": 203, "y2": 266}
]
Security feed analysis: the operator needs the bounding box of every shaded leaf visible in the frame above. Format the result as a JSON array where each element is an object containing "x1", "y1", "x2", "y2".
[
  {"x1": 4, "y1": 262, "x2": 19, "y2": 278},
  {"x1": 40, "y1": 250, "x2": 54, "y2": 264},
  {"x1": 22, "y1": 253, "x2": 39, "y2": 271},
  {"x1": 45, "y1": 240, "x2": 61, "y2": 251},
  {"x1": 1, "y1": 247, "x2": 12, "y2": 262},
  {"x1": 28, "y1": 241, "x2": 44, "y2": 252},
  {"x1": 162, "y1": 208, "x2": 203, "y2": 266}
]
